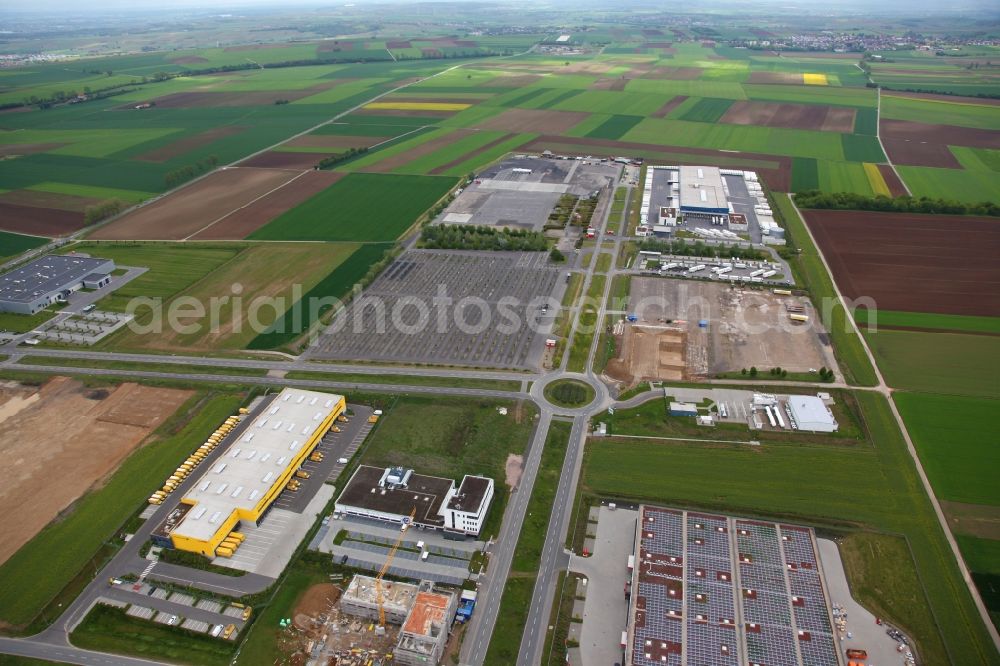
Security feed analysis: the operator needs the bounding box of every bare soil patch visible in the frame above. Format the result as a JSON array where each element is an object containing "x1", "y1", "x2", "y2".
[
  {"x1": 135, "y1": 126, "x2": 246, "y2": 163},
  {"x1": 386, "y1": 40, "x2": 412, "y2": 49},
  {"x1": 293, "y1": 583, "x2": 341, "y2": 630},
  {"x1": 876, "y1": 164, "x2": 909, "y2": 197},
  {"x1": 941, "y1": 501, "x2": 1000, "y2": 540},
  {"x1": 238, "y1": 151, "x2": 326, "y2": 170},
  {"x1": 318, "y1": 40, "x2": 355, "y2": 52},
  {"x1": 169, "y1": 56, "x2": 209, "y2": 64},
  {"x1": 804, "y1": 210, "x2": 1000, "y2": 317},
  {"x1": 651, "y1": 95, "x2": 689, "y2": 118},
  {"x1": 0, "y1": 202, "x2": 82, "y2": 236},
  {"x1": 476, "y1": 108, "x2": 589, "y2": 134},
  {"x1": 429, "y1": 132, "x2": 520, "y2": 174},
  {"x1": 0, "y1": 377, "x2": 192, "y2": 566},
  {"x1": 192, "y1": 171, "x2": 343, "y2": 240},
  {"x1": 722, "y1": 101, "x2": 855, "y2": 133},
  {"x1": 362, "y1": 129, "x2": 474, "y2": 173},
  {"x1": 883, "y1": 91, "x2": 1000, "y2": 107},
  {"x1": 881, "y1": 119, "x2": 1000, "y2": 149},
  {"x1": 0, "y1": 189, "x2": 100, "y2": 212},
  {"x1": 505, "y1": 453, "x2": 524, "y2": 488},
  {"x1": 882, "y1": 138, "x2": 960, "y2": 168},
  {"x1": 282, "y1": 134, "x2": 388, "y2": 150},
  {"x1": 89, "y1": 167, "x2": 299, "y2": 240},
  {"x1": 748, "y1": 72, "x2": 802, "y2": 85},
  {"x1": 642, "y1": 67, "x2": 702, "y2": 80},
  {"x1": 354, "y1": 108, "x2": 452, "y2": 118},
  {"x1": 491, "y1": 74, "x2": 543, "y2": 88},
  {"x1": 0, "y1": 142, "x2": 65, "y2": 157}
]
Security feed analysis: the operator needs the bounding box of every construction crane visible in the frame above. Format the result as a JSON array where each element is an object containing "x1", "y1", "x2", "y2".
[{"x1": 376, "y1": 507, "x2": 416, "y2": 629}]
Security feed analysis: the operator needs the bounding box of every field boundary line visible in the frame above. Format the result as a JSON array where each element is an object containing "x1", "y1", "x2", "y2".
[
  {"x1": 875, "y1": 87, "x2": 911, "y2": 196},
  {"x1": 602, "y1": 433, "x2": 759, "y2": 445},
  {"x1": 789, "y1": 194, "x2": 1000, "y2": 656},
  {"x1": 180, "y1": 169, "x2": 311, "y2": 241}
]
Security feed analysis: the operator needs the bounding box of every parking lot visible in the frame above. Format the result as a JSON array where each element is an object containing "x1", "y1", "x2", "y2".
[{"x1": 309, "y1": 250, "x2": 564, "y2": 369}]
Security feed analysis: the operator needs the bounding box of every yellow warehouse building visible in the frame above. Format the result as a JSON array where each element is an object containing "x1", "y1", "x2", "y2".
[{"x1": 166, "y1": 388, "x2": 345, "y2": 556}]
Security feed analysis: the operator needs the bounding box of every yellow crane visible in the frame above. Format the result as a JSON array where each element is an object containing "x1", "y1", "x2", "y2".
[{"x1": 376, "y1": 507, "x2": 416, "y2": 628}]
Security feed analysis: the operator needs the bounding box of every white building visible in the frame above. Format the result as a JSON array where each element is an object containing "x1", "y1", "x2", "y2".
[{"x1": 787, "y1": 395, "x2": 838, "y2": 432}]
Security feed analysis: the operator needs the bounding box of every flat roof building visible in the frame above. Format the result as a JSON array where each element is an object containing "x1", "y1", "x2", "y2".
[
  {"x1": 679, "y1": 166, "x2": 729, "y2": 216},
  {"x1": 336, "y1": 465, "x2": 494, "y2": 537},
  {"x1": 340, "y1": 575, "x2": 418, "y2": 625},
  {"x1": 167, "y1": 388, "x2": 345, "y2": 556},
  {"x1": 0, "y1": 254, "x2": 115, "y2": 314},
  {"x1": 787, "y1": 395, "x2": 838, "y2": 433}
]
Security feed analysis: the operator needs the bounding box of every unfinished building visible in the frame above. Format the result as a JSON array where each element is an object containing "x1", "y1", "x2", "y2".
[
  {"x1": 395, "y1": 584, "x2": 457, "y2": 666},
  {"x1": 339, "y1": 575, "x2": 418, "y2": 625}
]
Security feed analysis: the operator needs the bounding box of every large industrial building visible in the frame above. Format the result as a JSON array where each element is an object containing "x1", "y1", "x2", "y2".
[
  {"x1": 335, "y1": 465, "x2": 494, "y2": 537},
  {"x1": 625, "y1": 506, "x2": 841, "y2": 666},
  {"x1": 678, "y1": 166, "x2": 730, "y2": 218},
  {"x1": 786, "y1": 395, "x2": 839, "y2": 433},
  {"x1": 0, "y1": 254, "x2": 115, "y2": 314},
  {"x1": 156, "y1": 388, "x2": 345, "y2": 556}
]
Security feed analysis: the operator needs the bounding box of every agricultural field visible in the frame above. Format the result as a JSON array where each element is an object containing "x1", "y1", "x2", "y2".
[
  {"x1": 249, "y1": 172, "x2": 456, "y2": 241},
  {"x1": 803, "y1": 210, "x2": 1000, "y2": 317},
  {"x1": 0, "y1": 230, "x2": 47, "y2": 261},
  {"x1": 577, "y1": 392, "x2": 998, "y2": 664}
]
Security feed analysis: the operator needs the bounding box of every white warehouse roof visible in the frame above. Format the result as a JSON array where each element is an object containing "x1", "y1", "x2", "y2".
[
  {"x1": 171, "y1": 388, "x2": 343, "y2": 542},
  {"x1": 787, "y1": 395, "x2": 838, "y2": 432}
]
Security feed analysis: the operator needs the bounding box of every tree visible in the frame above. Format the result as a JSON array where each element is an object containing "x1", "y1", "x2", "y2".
[
  {"x1": 549, "y1": 248, "x2": 566, "y2": 262},
  {"x1": 749, "y1": 367, "x2": 758, "y2": 377},
  {"x1": 741, "y1": 368, "x2": 747, "y2": 376}
]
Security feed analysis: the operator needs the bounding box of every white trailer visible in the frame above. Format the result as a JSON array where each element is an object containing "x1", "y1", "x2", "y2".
[
  {"x1": 688, "y1": 264, "x2": 707, "y2": 273},
  {"x1": 764, "y1": 406, "x2": 777, "y2": 428},
  {"x1": 761, "y1": 270, "x2": 777, "y2": 278},
  {"x1": 716, "y1": 266, "x2": 733, "y2": 275},
  {"x1": 774, "y1": 406, "x2": 786, "y2": 429},
  {"x1": 749, "y1": 269, "x2": 766, "y2": 278}
]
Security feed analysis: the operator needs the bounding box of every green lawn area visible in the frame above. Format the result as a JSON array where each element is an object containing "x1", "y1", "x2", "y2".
[
  {"x1": 895, "y1": 392, "x2": 999, "y2": 506},
  {"x1": 578, "y1": 391, "x2": 996, "y2": 664},
  {"x1": 855, "y1": 309, "x2": 1000, "y2": 335},
  {"x1": 0, "y1": 230, "x2": 47, "y2": 261},
  {"x1": 61, "y1": 243, "x2": 240, "y2": 313},
  {"x1": 567, "y1": 275, "x2": 604, "y2": 373},
  {"x1": 360, "y1": 394, "x2": 537, "y2": 539},
  {"x1": 17, "y1": 356, "x2": 267, "y2": 378},
  {"x1": 485, "y1": 420, "x2": 572, "y2": 665},
  {"x1": 543, "y1": 379, "x2": 595, "y2": 408},
  {"x1": 0, "y1": 392, "x2": 242, "y2": 628},
  {"x1": 70, "y1": 605, "x2": 234, "y2": 665},
  {"x1": 249, "y1": 173, "x2": 455, "y2": 242},
  {"x1": 0, "y1": 309, "x2": 57, "y2": 334},
  {"x1": 774, "y1": 193, "x2": 877, "y2": 386},
  {"x1": 863, "y1": 329, "x2": 1000, "y2": 398}
]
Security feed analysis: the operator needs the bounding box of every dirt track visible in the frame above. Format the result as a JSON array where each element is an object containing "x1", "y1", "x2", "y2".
[
  {"x1": 192, "y1": 171, "x2": 342, "y2": 240},
  {"x1": 722, "y1": 101, "x2": 855, "y2": 133},
  {"x1": 89, "y1": 167, "x2": 300, "y2": 240},
  {"x1": 0, "y1": 377, "x2": 192, "y2": 566},
  {"x1": 804, "y1": 210, "x2": 1000, "y2": 317}
]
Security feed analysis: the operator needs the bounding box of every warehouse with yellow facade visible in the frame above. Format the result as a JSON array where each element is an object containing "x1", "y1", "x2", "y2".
[{"x1": 166, "y1": 388, "x2": 345, "y2": 557}]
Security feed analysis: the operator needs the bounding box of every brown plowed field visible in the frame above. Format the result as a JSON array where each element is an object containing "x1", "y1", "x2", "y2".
[
  {"x1": 429, "y1": 133, "x2": 521, "y2": 175},
  {"x1": 721, "y1": 101, "x2": 856, "y2": 132},
  {"x1": 490, "y1": 74, "x2": 543, "y2": 88},
  {"x1": 318, "y1": 40, "x2": 355, "y2": 52},
  {"x1": 0, "y1": 202, "x2": 82, "y2": 236},
  {"x1": 0, "y1": 142, "x2": 65, "y2": 157},
  {"x1": 353, "y1": 108, "x2": 451, "y2": 118},
  {"x1": 89, "y1": 167, "x2": 299, "y2": 240},
  {"x1": 881, "y1": 138, "x2": 960, "y2": 168},
  {"x1": 804, "y1": 210, "x2": 1000, "y2": 317},
  {"x1": 169, "y1": 56, "x2": 209, "y2": 64},
  {"x1": 881, "y1": 119, "x2": 1000, "y2": 149},
  {"x1": 135, "y1": 126, "x2": 246, "y2": 163},
  {"x1": 361, "y1": 129, "x2": 474, "y2": 173},
  {"x1": 386, "y1": 40, "x2": 412, "y2": 49},
  {"x1": 238, "y1": 151, "x2": 326, "y2": 170},
  {"x1": 475, "y1": 108, "x2": 590, "y2": 134},
  {"x1": 523, "y1": 135, "x2": 792, "y2": 191},
  {"x1": 877, "y1": 164, "x2": 909, "y2": 197},
  {"x1": 191, "y1": 171, "x2": 343, "y2": 240},
  {"x1": 0, "y1": 190, "x2": 99, "y2": 212},
  {"x1": 0, "y1": 377, "x2": 192, "y2": 567},
  {"x1": 651, "y1": 95, "x2": 689, "y2": 118},
  {"x1": 748, "y1": 72, "x2": 802, "y2": 85}
]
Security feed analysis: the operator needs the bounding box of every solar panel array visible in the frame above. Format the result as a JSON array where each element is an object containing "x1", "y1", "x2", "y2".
[
  {"x1": 628, "y1": 508, "x2": 840, "y2": 666},
  {"x1": 780, "y1": 526, "x2": 839, "y2": 666}
]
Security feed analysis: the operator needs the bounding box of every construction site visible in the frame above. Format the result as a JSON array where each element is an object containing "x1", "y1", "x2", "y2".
[
  {"x1": 279, "y1": 574, "x2": 461, "y2": 666},
  {"x1": 605, "y1": 278, "x2": 836, "y2": 386}
]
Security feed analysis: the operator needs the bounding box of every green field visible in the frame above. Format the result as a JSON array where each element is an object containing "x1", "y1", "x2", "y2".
[
  {"x1": 249, "y1": 173, "x2": 455, "y2": 242},
  {"x1": 0, "y1": 392, "x2": 242, "y2": 628},
  {"x1": 840, "y1": 134, "x2": 885, "y2": 162},
  {"x1": 896, "y1": 165, "x2": 1000, "y2": 205},
  {"x1": 248, "y1": 243, "x2": 390, "y2": 350},
  {"x1": 579, "y1": 391, "x2": 996, "y2": 664},
  {"x1": 895, "y1": 393, "x2": 998, "y2": 506},
  {"x1": 863, "y1": 329, "x2": 1000, "y2": 398},
  {"x1": 881, "y1": 94, "x2": 1000, "y2": 131},
  {"x1": 817, "y1": 159, "x2": 875, "y2": 195},
  {"x1": 585, "y1": 114, "x2": 644, "y2": 140},
  {"x1": 855, "y1": 308, "x2": 1000, "y2": 334},
  {"x1": 678, "y1": 97, "x2": 735, "y2": 123},
  {"x1": 0, "y1": 231, "x2": 48, "y2": 260}
]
